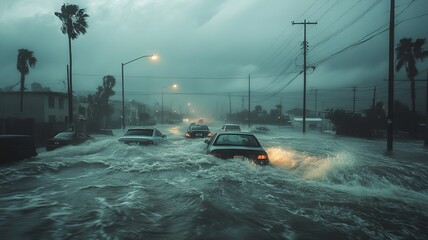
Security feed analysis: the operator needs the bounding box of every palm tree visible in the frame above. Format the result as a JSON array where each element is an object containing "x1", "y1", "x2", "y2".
[
  {"x1": 55, "y1": 3, "x2": 89, "y2": 125},
  {"x1": 100, "y1": 75, "x2": 116, "y2": 128},
  {"x1": 396, "y1": 38, "x2": 428, "y2": 135},
  {"x1": 16, "y1": 49, "x2": 37, "y2": 112}
]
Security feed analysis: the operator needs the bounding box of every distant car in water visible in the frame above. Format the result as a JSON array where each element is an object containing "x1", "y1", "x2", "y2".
[
  {"x1": 204, "y1": 132, "x2": 269, "y2": 165},
  {"x1": 119, "y1": 128, "x2": 166, "y2": 145},
  {"x1": 250, "y1": 125, "x2": 270, "y2": 133},
  {"x1": 46, "y1": 131, "x2": 94, "y2": 151},
  {"x1": 221, "y1": 124, "x2": 241, "y2": 132},
  {"x1": 185, "y1": 124, "x2": 212, "y2": 138}
]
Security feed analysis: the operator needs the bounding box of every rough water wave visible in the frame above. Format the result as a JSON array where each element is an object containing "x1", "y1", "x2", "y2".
[{"x1": 1, "y1": 123, "x2": 427, "y2": 239}]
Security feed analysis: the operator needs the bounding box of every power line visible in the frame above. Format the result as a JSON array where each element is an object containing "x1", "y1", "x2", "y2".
[
  {"x1": 73, "y1": 73, "x2": 276, "y2": 80},
  {"x1": 311, "y1": 0, "x2": 382, "y2": 50}
]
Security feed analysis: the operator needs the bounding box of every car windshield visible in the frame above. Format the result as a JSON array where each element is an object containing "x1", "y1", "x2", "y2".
[
  {"x1": 54, "y1": 132, "x2": 75, "y2": 139},
  {"x1": 125, "y1": 129, "x2": 154, "y2": 136},
  {"x1": 214, "y1": 134, "x2": 260, "y2": 147},
  {"x1": 191, "y1": 125, "x2": 209, "y2": 131}
]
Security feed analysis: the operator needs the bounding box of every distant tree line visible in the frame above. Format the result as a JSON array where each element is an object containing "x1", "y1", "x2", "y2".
[
  {"x1": 326, "y1": 100, "x2": 425, "y2": 139},
  {"x1": 227, "y1": 104, "x2": 291, "y2": 126}
]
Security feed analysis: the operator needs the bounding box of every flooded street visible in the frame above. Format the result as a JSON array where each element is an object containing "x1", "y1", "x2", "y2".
[{"x1": 1, "y1": 122, "x2": 428, "y2": 239}]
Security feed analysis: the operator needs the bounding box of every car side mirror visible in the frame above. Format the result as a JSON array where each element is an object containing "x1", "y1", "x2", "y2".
[{"x1": 204, "y1": 139, "x2": 209, "y2": 144}]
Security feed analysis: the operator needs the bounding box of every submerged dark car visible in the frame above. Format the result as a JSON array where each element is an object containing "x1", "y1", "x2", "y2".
[
  {"x1": 185, "y1": 124, "x2": 212, "y2": 138},
  {"x1": 204, "y1": 132, "x2": 269, "y2": 165},
  {"x1": 46, "y1": 131, "x2": 94, "y2": 151}
]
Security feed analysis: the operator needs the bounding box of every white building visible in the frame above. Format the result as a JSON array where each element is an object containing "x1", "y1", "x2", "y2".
[
  {"x1": 0, "y1": 91, "x2": 69, "y2": 123},
  {"x1": 291, "y1": 117, "x2": 334, "y2": 132}
]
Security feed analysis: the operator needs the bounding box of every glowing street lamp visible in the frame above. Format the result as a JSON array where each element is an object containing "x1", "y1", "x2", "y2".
[{"x1": 121, "y1": 54, "x2": 158, "y2": 129}]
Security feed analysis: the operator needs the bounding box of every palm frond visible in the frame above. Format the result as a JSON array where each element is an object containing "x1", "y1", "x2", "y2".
[
  {"x1": 395, "y1": 58, "x2": 405, "y2": 72},
  {"x1": 413, "y1": 38, "x2": 427, "y2": 60},
  {"x1": 16, "y1": 49, "x2": 37, "y2": 75},
  {"x1": 55, "y1": 3, "x2": 89, "y2": 39}
]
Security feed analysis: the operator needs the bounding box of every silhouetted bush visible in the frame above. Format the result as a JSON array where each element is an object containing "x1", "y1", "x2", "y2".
[{"x1": 326, "y1": 109, "x2": 374, "y2": 138}]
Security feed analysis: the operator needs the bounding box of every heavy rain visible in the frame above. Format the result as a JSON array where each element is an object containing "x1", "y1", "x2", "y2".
[{"x1": 1, "y1": 1, "x2": 428, "y2": 239}]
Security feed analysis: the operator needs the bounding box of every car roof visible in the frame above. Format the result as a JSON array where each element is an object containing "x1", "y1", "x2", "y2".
[
  {"x1": 127, "y1": 128, "x2": 157, "y2": 131},
  {"x1": 216, "y1": 131, "x2": 254, "y2": 136},
  {"x1": 190, "y1": 124, "x2": 208, "y2": 127}
]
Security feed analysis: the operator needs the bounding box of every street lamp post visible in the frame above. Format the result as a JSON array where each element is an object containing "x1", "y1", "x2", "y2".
[
  {"x1": 161, "y1": 88, "x2": 164, "y2": 125},
  {"x1": 121, "y1": 54, "x2": 158, "y2": 129},
  {"x1": 161, "y1": 84, "x2": 177, "y2": 124}
]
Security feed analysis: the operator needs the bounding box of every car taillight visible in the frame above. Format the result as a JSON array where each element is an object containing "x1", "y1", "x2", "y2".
[
  {"x1": 257, "y1": 154, "x2": 268, "y2": 160},
  {"x1": 185, "y1": 133, "x2": 190, "y2": 138}
]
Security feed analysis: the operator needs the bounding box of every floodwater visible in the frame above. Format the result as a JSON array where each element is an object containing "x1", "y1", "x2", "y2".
[{"x1": 1, "y1": 122, "x2": 427, "y2": 239}]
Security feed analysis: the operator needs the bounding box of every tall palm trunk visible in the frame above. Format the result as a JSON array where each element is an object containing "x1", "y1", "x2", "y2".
[
  {"x1": 68, "y1": 36, "x2": 73, "y2": 126},
  {"x1": 20, "y1": 74, "x2": 25, "y2": 112},
  {"x1": 409, "y1": 56, "x2": 417, "y2": 136},
  {"x1": 410, "y1": 76, "x2": 417, "y2": 136}
]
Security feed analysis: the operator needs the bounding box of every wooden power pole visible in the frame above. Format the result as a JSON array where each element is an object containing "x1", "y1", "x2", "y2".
[
  {"x1": 292, "y1": 19, "x2": 317, "y2": 133},
  {"x1": 248, "y1": 74, "x2": 251, "y2": 128},
  {"x1": 425, "y1": 72, "x2": 428, "y2": 147},
  {"x1": 387, "y1": 0, "x2": 395, "y2": 152}
]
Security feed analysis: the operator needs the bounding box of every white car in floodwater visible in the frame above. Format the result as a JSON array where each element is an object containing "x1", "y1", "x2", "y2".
[
  {"x1": 221, "y1": 124, "x2": 241, "y2": 132},
  {"x1": 250, "y1": 125, "x2": 270, "y2": 134},
  {"x1": 118, "y1": 128, "x2": 166, "y2": 145}
]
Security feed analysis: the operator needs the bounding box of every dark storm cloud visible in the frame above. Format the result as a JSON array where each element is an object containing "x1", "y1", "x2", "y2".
[{"x1": 1, "y1": 0, "x2": 427, "y2": 113}]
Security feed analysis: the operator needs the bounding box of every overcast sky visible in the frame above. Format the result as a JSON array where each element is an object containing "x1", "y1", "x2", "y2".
[{"x1": 1, "y1": 0, "x2": 428, "y2": 116}]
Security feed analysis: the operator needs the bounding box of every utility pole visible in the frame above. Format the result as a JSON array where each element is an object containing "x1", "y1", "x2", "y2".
[
  {"x1": 292, "y1": 19, "x2": 317, "y2": 133},
  {"x1": 314, "y1": 89, "x2": 318, "y2": 117},
  {"x1": 371, "y1": 86, "x2": 377, "y2": 137},
  {"x1": 229, "y1": 94, "x2": 232, "y2": 122},
  {"x1": 248, "y1": 74, "x2": 251, "y2": 128},
  {"x1": 425, "y1": 71, "x2": 428, "y2": 147},
  {"x1": 372, "y1": 87, "x2": 377, "y2": 110},
  {"x1": 387, "y1": 0, "x2": 395, "y2": 152},
  {"x1": 352, "y1": 87, "x2": 356, "y2": 113},
  {"x1": 241, "y1": 97, "x2": 244, "y2": 124}
]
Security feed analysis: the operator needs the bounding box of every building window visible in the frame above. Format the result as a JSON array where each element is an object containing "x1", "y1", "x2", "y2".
[
  {"x1": 48, "y1": 115, "x2": 56, "y2": 123},
  {"x1": 48, "y1": 96, "x2": 55, "y2": 108},
  {"x1": 59, "y1": 97, "x2": 64, "y2": 109}
]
